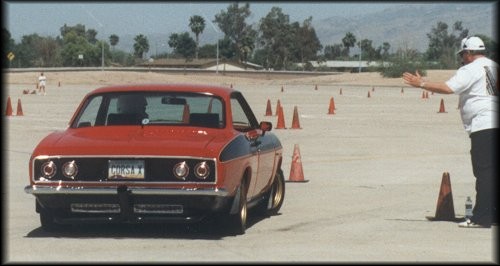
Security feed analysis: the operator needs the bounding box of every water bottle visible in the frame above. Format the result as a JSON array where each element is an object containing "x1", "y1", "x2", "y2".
[{"x1": 465, "y1": 196, "x2": 473, "y2": 219}]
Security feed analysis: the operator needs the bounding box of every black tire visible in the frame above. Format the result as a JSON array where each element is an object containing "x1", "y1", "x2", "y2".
[
  {"x1": 257, "y1": 169, "x2": 285, "y2": 216},
  {"x1": 227, "y1": 181, "x2": 248, "y2": 235}
]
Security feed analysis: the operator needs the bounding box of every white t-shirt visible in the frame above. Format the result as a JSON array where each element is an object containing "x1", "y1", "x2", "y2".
[
  {"x1": 38, "y1": 75, "x2": 46, "y2": 86},
  {"x1": 445, "y1": 57, "x2": 498, "y2": 135}
]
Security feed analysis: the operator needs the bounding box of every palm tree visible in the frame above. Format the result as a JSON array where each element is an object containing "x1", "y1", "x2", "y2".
[
  {"x1": 133, "y1": 34, "x2": 149, "y2": 59},
  {"x1": 189, "y1": 15, "x2": 205, "y2": 60},
  {"x1": 109, "y1": 34, "x2": 119, "y2": 51},
  {"x1": 342, "y1": 32, "x2": 356, "y2": 58}
]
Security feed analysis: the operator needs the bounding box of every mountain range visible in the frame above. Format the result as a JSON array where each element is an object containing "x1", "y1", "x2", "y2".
[
  {"x1": 313, "y1": 3, "x2": 495, "y2": 53},
  {"x1": 115, "y1": 3, "x2": 496, "y2": 57}
]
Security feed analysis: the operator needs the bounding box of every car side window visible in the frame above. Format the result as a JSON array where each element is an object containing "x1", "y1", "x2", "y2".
[
  {"x1": 230, "y1": 93, "x2": 259, "y2": 132},
  {"x1": 231, "y1": 98, "x2": 250, "y2": 130},
  {"x1": 108, "y1": 97, "x2": 119, "y2": 113},
  {"x1": 75, "y1": 96, "x2": 103, "y2": 127}
]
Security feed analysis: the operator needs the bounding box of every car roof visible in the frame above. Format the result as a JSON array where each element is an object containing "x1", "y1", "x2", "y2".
[{"x1": 90, "y1": 83, "x2": 236, "y2": 97}]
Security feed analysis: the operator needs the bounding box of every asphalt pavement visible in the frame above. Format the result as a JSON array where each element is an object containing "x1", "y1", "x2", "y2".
[{"x1": 3, "y1": 81, "x2": 497, "y2": 263}]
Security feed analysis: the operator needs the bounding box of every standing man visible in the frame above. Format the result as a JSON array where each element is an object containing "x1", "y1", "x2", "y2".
[
  {"x1": 38, "y1": 72, "x2": 46, "y2": 95},
  {"x1": 402, "y1": 36, "x2": 497, "y2": 228}
]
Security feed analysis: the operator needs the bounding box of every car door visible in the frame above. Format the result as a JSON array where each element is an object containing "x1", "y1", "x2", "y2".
[{"x1": 230, "y1": 92, "x2": 275, "y2": 198}]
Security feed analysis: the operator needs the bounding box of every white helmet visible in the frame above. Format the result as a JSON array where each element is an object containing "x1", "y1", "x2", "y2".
[{"x1": 457, "y1": 36, "x2": 485, "y2": 55}]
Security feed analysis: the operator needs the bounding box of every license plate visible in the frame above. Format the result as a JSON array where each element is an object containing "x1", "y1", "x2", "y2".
[{"x1": 108, "y1": 160, "x2": 145, "y2": 179}]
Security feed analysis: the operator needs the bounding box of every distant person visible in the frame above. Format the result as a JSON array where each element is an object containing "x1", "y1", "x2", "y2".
[
  {"x1": 402, "y1": 36, "x2": 498, "y2": 228},
  {"x1": 38, "y1": 72, "x2": 46, "y2": 95}
]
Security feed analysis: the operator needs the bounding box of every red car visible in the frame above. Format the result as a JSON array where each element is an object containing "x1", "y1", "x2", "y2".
[{"x1": 24, "y1": 84, "x2": 285, "y2": 234}]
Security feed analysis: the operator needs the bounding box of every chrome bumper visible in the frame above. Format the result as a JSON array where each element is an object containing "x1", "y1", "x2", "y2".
[{"x1": 24, "y1": 185, "x2": 229, "y2": 197}]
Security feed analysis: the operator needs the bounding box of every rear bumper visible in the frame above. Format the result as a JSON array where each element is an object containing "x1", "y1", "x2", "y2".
[
  {"x1": 25, "y1": 185, "x2": 233, "y2": 224},
  {"x1": 25, "y1": 185, "x2": 229, "y2": 196}
]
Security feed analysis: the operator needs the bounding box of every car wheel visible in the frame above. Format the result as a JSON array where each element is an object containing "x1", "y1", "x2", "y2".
[
  {"x1": 228, "y1": 181, "x2": 248, "y2": 235},
  {"x1": 257, "y1": 169, "x2": 285, "y2": 216}
]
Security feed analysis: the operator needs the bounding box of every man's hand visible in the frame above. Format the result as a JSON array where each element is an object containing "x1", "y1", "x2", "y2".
[{"x1": 402, "y1": 70, "x2": 424, "y2": 88}]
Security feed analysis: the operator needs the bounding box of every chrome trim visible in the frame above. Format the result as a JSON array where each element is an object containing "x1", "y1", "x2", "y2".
[
  {"x1": 24, "y1": 185, "x2": 229, "y2": 196},
  {"x1": 71, "y1": 203, "x2": 121, "y2": 213},
  {"x1": 133, "y1": 204, "x2": 183, "y2": 214},
  {"x1": 32, "y1": 154, "x2": 218, "y2": 160},
  {"x1": 220, "y1": 153, "x2": 254, "y2": 164}
]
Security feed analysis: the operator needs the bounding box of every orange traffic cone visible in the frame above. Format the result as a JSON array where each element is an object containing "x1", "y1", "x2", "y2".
[
  {"x1": 265, "y1": 99, "x2": 273, "y2": 116},
  {"x1": 438, "y1": 98, "x2": 447, "y2": 113},
  {"x1": 182, "y1": 104, "x2": 190, "y2": 123},
  {"x1": 287, "y1": 144, "x2": 308, "y2": 182},
  {"x1": 16, "y1": 99, "x2": 24, "y2": 116},
  {"x1": 328, "y1": 97, "x2": 336, "y2": 115},
  {"x1": 290, "y1": 106, "x2": 301, "y2": 129},
  {"x1": 275, "y1": 105, "x2": 286, "y2": 129},
  {"x1": 426, "y1": 172, "x2": 461, "y2": 221},
  {"x1": 275, "y1": 99, "x2": 281, "y2": 117},
  {"x1": 5, "y1": 96, "x2": 13, "y2": 116}
]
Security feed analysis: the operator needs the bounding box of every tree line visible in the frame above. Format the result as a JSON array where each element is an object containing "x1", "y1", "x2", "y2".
[{"x1": 3, "y1": 3, "x2": 497, "y2": 75}]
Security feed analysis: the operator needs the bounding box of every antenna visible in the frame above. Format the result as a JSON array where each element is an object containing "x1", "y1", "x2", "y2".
[{"x1": 80, "y1": 4, "x2": 105, "y2": 71}]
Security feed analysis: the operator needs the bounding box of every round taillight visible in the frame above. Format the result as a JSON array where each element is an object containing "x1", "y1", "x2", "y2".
[
  {"x1": 173, "y1": 161, "x2": 189, "y2": 180},
  {"x1": 41, "y1": 161, "x2": 57, "y2": 179},
  {"x1": 194, "y1": 161, "x2": 210, "y2": 180},
  {"x1": 62, "y1": 160, "x2": 78, "y2": 179}
]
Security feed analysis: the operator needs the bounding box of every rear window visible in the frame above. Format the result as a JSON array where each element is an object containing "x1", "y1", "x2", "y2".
[{"x1": 71, "y1": 91, "x2": 225, "y2": 129}]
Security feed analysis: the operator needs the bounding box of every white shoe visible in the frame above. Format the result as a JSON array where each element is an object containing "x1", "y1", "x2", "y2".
[{"x1": 458, "y1": 219, "x2": 489, "y2": 228}]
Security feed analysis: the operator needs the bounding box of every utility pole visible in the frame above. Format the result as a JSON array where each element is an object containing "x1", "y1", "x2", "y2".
[
  {"x1": 354, "y1": 28, "x2": 362, "y2": 73},
  {"x1": 195, "y1": 5, "x2": 219, "y2": 74},
  {"x1": 216, "y1": 36, "x2": 219, "y2": 74},
  {"x1": 101, "y1": 40, "x2": 104, "y2": 71},
  {"x1": 358, "y1": 47, "x2": 362, "y2": 73}
]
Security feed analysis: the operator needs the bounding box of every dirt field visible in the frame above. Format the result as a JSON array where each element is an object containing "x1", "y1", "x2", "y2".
[
  {"x1": 4, "y1": 69, "x2": 456, "y2": 87},
  {"x1": 3, "y1": 70, "x2": 497, "y2": 263}
]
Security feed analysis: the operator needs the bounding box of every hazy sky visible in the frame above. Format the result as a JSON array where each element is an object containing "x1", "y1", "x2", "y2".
[{"x1": 4, "y1": 1, "x2": 407, "y2": 41}]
